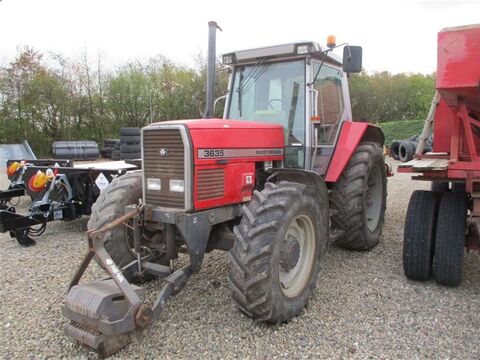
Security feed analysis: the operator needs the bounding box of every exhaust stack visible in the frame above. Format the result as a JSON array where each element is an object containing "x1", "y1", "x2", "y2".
[{"x1": 204, "y1": 21, "x2": 221, "y2": 119}]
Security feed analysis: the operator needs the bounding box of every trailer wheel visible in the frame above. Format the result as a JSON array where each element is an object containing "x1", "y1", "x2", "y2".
[
  {"x1": 432, "y1": 192, "x2": 467, "y2": 286},
  {"x1": 399, "y1": 141, "x2": 416, "y2": 162},
  {"x1": 403, "y1": 190, "x2": 441, "y2": 280},
  {"x1": 87, "y1": 171, "x2": 143, "y2": 283},
  {"x1": 431, "y1": 181, "x2": 449, "y2": 192},
  {"x1": 329, "y1": 142, "x2": 387, "y2": 251},
  {"x1": 229, "y1": 181, "x2": 327, "y2": 322}
]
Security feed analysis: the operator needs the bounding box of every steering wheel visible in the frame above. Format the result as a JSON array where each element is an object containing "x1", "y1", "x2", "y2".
[{"x1": 267, "y1": 98, "x2": 291, "y2": 110}]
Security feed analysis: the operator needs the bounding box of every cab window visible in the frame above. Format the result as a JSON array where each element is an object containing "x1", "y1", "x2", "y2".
[{"x1": 313, "y1": 64, "x2": 344, "y2": 144}]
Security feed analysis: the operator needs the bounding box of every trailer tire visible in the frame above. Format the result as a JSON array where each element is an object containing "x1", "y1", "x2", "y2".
[
  {"x1": 399, "y1": 141, "x2": 416, "y2": 162},
  {"x1": 120, "y1": 127, "x2": 141, "y2": 136},
  {"x1": 87, "y1": 171, "x2": 143, "y2": 283},
  {"x1": 403, "y1": 190, "x2": 441, "y2": 280},
  {"x1": 432, "y1": 192, "x2": 467, "y2": 286},
  {"x1": 389, "y1": 140, "x2": 401, "y2": 160},
  {"x1": 329, "y1": 142, "x2": 387, "y2": 251},
  {"x1": 229, "y1": 181, "x2": 327, "y2": 322},
  {"x1": 431, "y1": 181, "x2": 449, "y2": 192}
]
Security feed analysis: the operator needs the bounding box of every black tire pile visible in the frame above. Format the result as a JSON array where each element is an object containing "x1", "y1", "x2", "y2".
[
  {"x1": 111, "y1": 141, "x2": 121, "y2": 160},
  {"x1": 119, "y1": 127, "x2": 141, "y2": 160},
  {"x1": 390, "y1": 134, "x2": 433, "y2": 162},
  {"x1": 101, "y1": 139, "x2": 119, "y2": 159}
]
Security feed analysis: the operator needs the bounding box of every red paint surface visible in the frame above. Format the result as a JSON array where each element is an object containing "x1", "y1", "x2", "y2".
[
  {"x1": 194, "y1": 162, "x2": 255, "y2": 210},
  {"x1": 433, "y1": 98, "x2": 454, "y2": 152},
  {"x1": 158, "y1": 118, "x2": 284, "y2": 209},
  {"x1": 324, "y1": 122, "x2": 369, "y2": 182},
  {"x1": 437, "y1": 24, "x2": 480, "y2": 113}
]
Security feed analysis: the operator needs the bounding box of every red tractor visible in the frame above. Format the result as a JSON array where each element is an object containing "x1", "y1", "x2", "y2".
[
  {"x1": 400, "y1": 24, "x2": 480, "y2": 287},
  {"x1": 62, "y1": 22, "x2": 388, "y2": 355}
]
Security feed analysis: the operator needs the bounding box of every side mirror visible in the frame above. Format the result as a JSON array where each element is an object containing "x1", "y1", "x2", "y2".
[{"x1": 342, "y1": 46, "x2": 362, "y2": 73}]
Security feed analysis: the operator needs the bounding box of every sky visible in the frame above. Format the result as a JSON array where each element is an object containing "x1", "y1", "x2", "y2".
[{"x1": 0, "y1": 0, "x2": 479, "y2": 74}]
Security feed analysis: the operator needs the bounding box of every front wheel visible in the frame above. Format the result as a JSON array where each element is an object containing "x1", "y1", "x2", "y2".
[
  {"x1": 87, "y1": 171, "x2": 143, "y2": 282},
  {"x1": 228, "y1": 181, "x2": 328, "y2": 322}
]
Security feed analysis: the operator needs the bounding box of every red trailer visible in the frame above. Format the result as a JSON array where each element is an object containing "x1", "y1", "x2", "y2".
[{"x1": 399, "y1": 24, "x2": 480, "y2": 286}]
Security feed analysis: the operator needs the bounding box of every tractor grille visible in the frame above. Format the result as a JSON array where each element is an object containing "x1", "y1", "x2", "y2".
[
  {"x1": 143, "y1": 128, "x2": 187, "y2": 209},
  {"x1": 197, "y1": 168, "x2": 225, "y2": 201}
]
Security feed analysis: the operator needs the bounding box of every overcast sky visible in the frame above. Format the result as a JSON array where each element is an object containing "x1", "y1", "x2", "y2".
[{"x1": 0, "y1": 0, "x2": 478, "y2": 74}]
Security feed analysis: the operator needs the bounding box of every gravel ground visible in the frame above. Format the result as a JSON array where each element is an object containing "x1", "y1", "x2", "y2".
[{"x1": 1, "y1": 159, "x2": 480, "y2": 359}]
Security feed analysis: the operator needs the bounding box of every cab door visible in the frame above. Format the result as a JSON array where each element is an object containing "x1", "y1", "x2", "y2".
[{"x1": 309, "y1": 62, "x2": 348, "y2": 175}]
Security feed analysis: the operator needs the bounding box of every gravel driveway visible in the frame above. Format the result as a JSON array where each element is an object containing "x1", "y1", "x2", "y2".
[{"x1": 1, "y1": 160, "x2": 480, "y2": 359}]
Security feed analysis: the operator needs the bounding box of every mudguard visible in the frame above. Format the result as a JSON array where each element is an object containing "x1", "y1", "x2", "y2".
[{"x1": 325, "y1": 122, "x2": 384, "y2": 183}]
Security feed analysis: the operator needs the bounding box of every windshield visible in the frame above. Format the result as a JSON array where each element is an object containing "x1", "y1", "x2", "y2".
[{"x1": 227, "y1": 60, "x2": 306, "y2": 145}]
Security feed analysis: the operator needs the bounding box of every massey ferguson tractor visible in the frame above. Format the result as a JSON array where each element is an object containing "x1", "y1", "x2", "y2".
[
  {"x1": 400, "y1": 24, "x2": 480, "y2": 287},
  {"x1": 62, "y1": 22, "x2": 388, "y2": 355}
]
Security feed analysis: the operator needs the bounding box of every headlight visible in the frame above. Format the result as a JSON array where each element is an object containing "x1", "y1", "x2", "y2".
[
  {"x1": 296, "y1": 44, "x2": 310, "y2": 54},
  {"x1": 222, "y1": 54, "x2": 235, "y2": 64},
  {"x1": 147, "y1": 178, "x2": 161, "y2": 191},
  {"x1": 169, "y1": 179, "x2": 184, "y2": 192}
]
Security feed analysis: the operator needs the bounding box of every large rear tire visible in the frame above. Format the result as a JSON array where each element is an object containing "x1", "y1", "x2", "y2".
[
  {"x1": 403, "y1": 190, "x2": 441, "y2": 280},
  {"x1": 329, "y1": 142, "x2": 387, "y2": 251},
  {"x1": 432, "y1": 192, "x2": 467, "y2": 286},
  {"x1": 87, "y1": 171, "x2": 142, "y2": 282},
  {"x1": 229, "y1": 181, "x2": 328, "y2": 322}
]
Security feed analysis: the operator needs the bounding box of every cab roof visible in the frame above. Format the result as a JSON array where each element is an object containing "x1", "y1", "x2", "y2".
[{"x1": 222, "y1": 41, "x2": 342, "y2": 66}]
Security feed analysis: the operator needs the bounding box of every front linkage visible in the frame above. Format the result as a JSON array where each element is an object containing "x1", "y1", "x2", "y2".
[{"x1": 62, "y1": 203, "x2": 239, "y2": 356}]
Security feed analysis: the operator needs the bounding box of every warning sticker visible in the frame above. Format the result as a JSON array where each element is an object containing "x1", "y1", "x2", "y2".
[{"x1": 95, "y1": 172, "x2": 110, "y2": 191}]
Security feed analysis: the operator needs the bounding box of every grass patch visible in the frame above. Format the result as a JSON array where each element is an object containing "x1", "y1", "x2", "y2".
[{"x1": 377, "y1": 119, "x2": 425, "y2": 146}]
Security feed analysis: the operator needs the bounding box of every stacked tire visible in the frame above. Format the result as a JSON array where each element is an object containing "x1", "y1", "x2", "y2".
[
  {"x1": 111, "y1": 141, "x2": 121, "y2": 161},
  {"x1": 101, "y1": 139, "x2": 118, "y2": 159},
  {"x1": 120, "y1": 127, "x2": 141, "y2": 160},
  {"x1": 390, "y1": 134, "x2": 433, "y2": 162}
]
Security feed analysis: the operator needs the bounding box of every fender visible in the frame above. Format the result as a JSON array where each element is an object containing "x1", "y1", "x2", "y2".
[{"x1": 325, "y1": 122, "x2": 384, "y2": 183}]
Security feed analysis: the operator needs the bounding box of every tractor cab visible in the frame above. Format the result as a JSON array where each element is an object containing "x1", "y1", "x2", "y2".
[{"x1": 222, "y1": 40, "x2": 362, "y2": 173}]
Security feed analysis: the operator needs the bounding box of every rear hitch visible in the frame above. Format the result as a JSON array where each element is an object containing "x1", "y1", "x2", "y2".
[{"x1": 61, "y1": 205, "x2": 193, "y2": 356}]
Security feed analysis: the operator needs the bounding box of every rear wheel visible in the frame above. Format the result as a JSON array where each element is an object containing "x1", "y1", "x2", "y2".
[
  {"x1": 432, "y1": 192, "x2": 467, "y2": 286},
  {"x1": 229, "y1": 181, "x2": 328, "y2": 322},
  {"x1": 87, "y1": 171, "x2": 143, "y2": 282},
  {"x1": 403, "y1": 190, "x2": 441, "y2": 280},
  {"x1": 330, "y1": 142, "x2": 387, "y2": 251}
]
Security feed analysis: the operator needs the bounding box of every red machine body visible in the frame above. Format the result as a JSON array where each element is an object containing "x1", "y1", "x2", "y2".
[
  {"x1": 400, "y1": 24, "x2": 480, "y2": 183},
  {"x1": 325, "y1": 122, "x2": 375, "y2": 182},
  {"x1": 182, "y1": 119, "x2": 284, "y2": 210},
  {"x1": 155, "y1": 118, "x2": 381, "y2": 210}
]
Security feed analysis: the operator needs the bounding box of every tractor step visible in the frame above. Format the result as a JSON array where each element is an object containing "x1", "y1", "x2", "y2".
[{"x1": 61, "y1": 279, "x2": 144, "y2": 356}]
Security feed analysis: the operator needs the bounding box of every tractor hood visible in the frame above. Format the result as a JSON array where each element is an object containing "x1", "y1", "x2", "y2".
[{"x1": 146, "y1": 118, "x2": 285, "y2": 165}]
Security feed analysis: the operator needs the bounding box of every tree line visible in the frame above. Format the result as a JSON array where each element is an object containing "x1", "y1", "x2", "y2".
[{"x1": 0, "y1": 47, "x2": 434, "y2": 155}]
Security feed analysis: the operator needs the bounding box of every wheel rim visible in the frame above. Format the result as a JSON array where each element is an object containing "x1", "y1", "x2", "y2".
[
  {"x1": 279, "y1": 214, "x2": 316, "y2": 298},
  {"x1": 365, "y1": 165, "x2": 383, "y2": 232}
]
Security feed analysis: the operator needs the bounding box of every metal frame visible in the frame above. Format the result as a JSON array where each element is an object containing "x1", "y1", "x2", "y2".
[
  {"x1": 0, "y1": 163, "x2": 133, "y2": 246},
  {"x1": 62, "y1": 202, "x2": 239, "y2": 355}
]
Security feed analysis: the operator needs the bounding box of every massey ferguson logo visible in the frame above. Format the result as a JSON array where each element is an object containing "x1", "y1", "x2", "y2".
[{"x1": 159, "y1": 148, "x2": 168, "y2": 156}]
